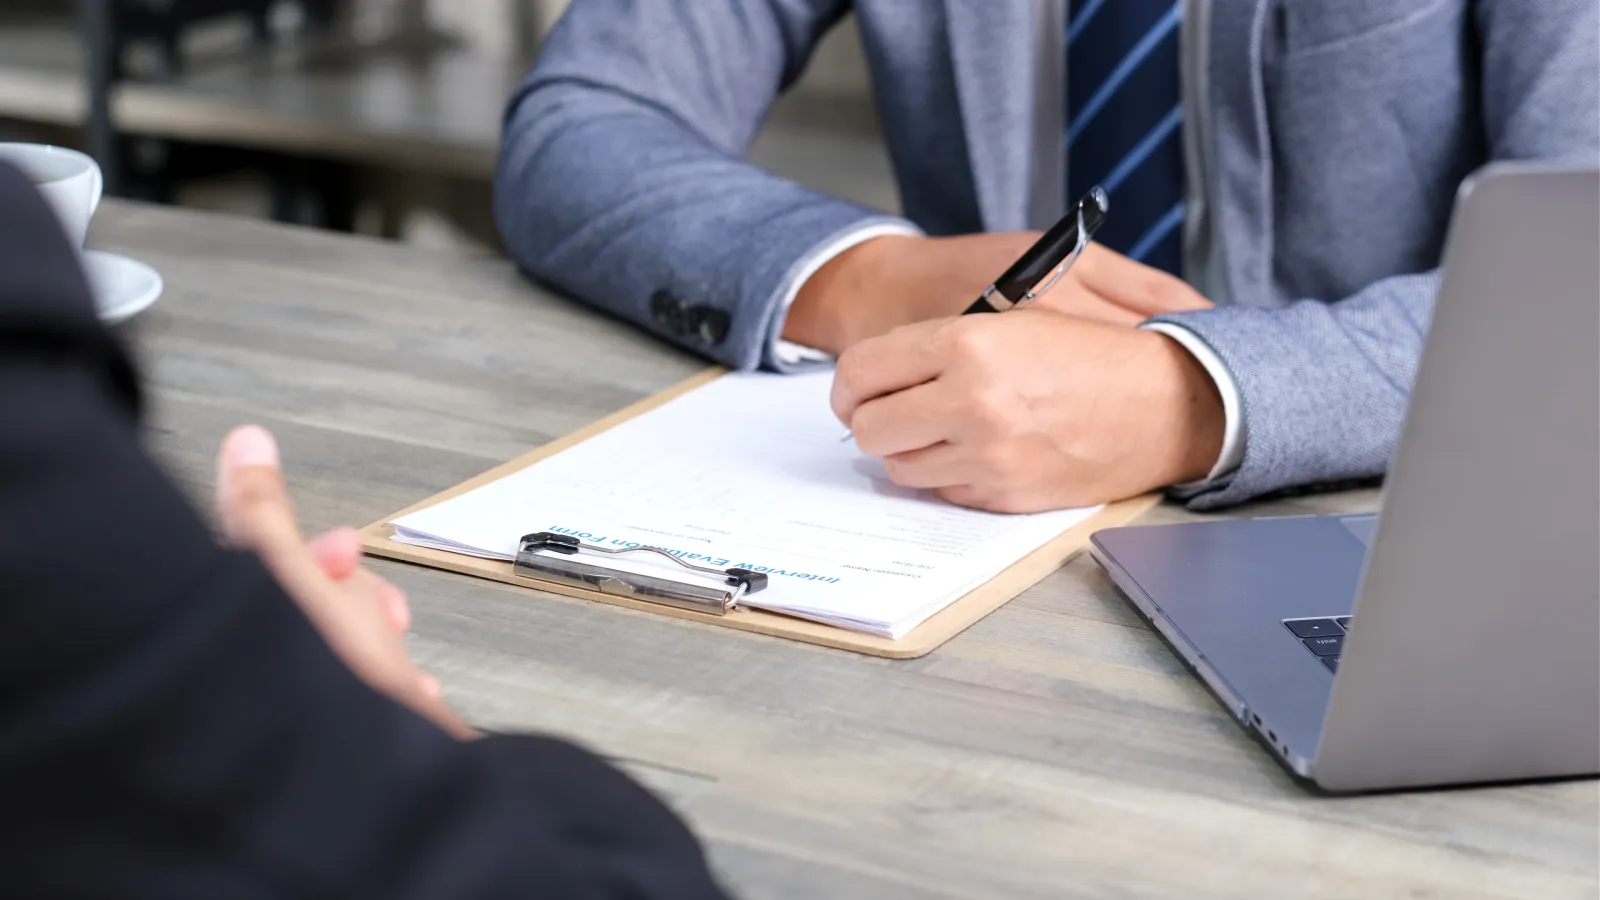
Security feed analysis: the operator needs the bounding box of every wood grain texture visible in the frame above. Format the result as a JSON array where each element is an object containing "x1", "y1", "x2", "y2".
[
  {"x1": 91, "y1": 201, "x2": 1599, "y2": 900},
  {"x1": 357, "y1": 367, "x2": 1162, "y2": 658}
]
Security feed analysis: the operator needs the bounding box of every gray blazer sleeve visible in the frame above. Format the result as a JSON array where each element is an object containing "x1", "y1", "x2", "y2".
[
  {"x1": 1151, "y1": 1, "x2": 1600, "y2": 509},
  {"x1": 495, "y1": 0, "x2": 910, "y2": 370}
]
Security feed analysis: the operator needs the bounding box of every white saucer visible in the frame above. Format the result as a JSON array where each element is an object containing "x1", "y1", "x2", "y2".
[{"x1": 84, "y1": 250, "x2": 163, "y2": 324}]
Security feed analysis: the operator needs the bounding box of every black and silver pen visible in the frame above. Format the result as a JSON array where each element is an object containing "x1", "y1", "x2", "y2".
[{"x1": 964, "y1": 186, "x2": 1109, "y2": 314}]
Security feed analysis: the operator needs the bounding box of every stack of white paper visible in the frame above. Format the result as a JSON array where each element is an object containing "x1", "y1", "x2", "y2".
[{"x1": 392, "y1": 372, "x2": 1100, "y2": 638}]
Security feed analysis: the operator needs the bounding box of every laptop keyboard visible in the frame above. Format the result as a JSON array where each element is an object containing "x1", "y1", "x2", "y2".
[{"x1": 1283, "y1": 616, "x2": 1353, "y2": 672}]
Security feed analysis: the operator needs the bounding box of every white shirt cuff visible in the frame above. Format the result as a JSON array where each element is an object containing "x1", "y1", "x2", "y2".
[
  {"x1": 768, "y1": 220, "x2": 925, "y2": 366},
  {"x1": 1141, "y1": 321, "x2": 1245, "y2": 484}
]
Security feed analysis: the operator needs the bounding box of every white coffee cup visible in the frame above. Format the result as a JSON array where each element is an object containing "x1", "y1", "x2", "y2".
[{"x1": 0, "y1": 143, "x2": 103, "y2": 248}]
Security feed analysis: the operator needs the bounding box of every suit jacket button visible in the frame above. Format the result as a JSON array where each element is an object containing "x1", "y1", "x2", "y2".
[
  {"x1": 691, "y1": 307, "x2": 730, "y2": 345},
  {"x1": 650, "y1": 290, "x2": 685, "y2": 333}
]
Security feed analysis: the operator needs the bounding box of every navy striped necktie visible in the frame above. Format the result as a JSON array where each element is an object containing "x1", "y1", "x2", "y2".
[{"x1": 1066, "y1": 0, "x2": 1186, "y2": 276}]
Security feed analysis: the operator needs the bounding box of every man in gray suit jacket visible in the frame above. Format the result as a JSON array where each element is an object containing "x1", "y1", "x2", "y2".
[{"x1": 495, "y1": 1, "x2": 1598, "y2": 512}]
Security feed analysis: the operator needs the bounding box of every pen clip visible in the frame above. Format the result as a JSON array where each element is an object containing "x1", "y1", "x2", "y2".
[{"x1": 1020, "y1": 205, "x2": 1089, "y2": 305}]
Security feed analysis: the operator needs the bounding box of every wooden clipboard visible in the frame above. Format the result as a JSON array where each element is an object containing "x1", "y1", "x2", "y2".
[{"x1": 361, "y1": 369, "x2": 1160, "y2": 659}]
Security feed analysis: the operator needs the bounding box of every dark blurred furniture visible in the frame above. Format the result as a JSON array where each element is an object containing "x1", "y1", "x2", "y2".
[
  {"x1": 0, "y1": 1, "x2": 503, "y2": 232},
  {"x1": 0, "y1": 2, "x2": 893, "y2": 243},
  {"x1": 97, "y1": 0, "x2": 339, "y2": 78},
  {"x1": 83, "y1": 0, "x2": 355, "y2": 226}
]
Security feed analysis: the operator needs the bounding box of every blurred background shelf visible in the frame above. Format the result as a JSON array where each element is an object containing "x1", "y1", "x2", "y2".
[
  {"x1": 0, "y1": 1, "x2": 897, "y2": 252},
  {"x1": 0, "y1": 13, "x2": 511, "y2": 178}
]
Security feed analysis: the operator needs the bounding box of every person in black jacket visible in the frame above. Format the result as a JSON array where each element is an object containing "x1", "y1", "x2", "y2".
[{"x1": 0, "y1": 161, "x2": 732, "y2": 900}]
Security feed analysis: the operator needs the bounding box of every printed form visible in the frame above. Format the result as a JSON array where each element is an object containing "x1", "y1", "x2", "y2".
[{"x1": 392, "y1": 372, "x2": 1100, "y2": 638}]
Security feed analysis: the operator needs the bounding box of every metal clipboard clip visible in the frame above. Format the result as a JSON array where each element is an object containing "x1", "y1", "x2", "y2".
[{"x1": 513, "y1": 532, "x2": 769, "y2": 616}]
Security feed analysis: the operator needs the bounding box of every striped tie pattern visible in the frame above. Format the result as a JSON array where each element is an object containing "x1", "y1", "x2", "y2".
[{"x1": 1067, "y1": 0, "x2": 1186, "y2": 275}]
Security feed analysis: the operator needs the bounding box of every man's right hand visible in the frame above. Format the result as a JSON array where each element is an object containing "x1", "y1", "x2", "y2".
[
  {"x1": 782, "y1": 233, "x2": 1212, "y2": 354},
  {"x1": 215, "y1": 425, "x2": 473, "y2": 739}
]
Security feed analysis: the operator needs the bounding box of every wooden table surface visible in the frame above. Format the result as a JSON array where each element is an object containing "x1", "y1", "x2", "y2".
[{"x1": 92, "y1": 201, "x2": 1598, "y2": 900}]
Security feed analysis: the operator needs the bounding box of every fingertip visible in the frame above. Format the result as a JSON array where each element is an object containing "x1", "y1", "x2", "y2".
[
  {"x1": 308, "y1": 527, "x2": 363, "y2": 580},
  {"x1": 418, "y1": 673, "x2": 442, "y2": 699},
  {"x1": 831, "y1": 345, "x2": 876, "y2": 425},
  {"x1": 849, "y1": 419, "x2": 883, "y2": 457},
  {"x1": 325, "y1": 526, "x2": 363, "y2": 559},
  {"x1": 829, "y1": 359, "x2": 854, "y2": 424},
  {"x1": 221, "y1": 425, "x2": 280, "y2": 472}
]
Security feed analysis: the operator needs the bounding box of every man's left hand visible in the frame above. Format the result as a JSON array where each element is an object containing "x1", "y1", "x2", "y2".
[{"x1": 831, "y1": 310, "x2": 1226, "y2": 512}]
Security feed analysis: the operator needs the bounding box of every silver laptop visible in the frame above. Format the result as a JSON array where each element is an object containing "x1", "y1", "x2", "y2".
[{"x1": 1090, "y1": 164, "x2": 1599, "y2": 792}]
